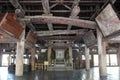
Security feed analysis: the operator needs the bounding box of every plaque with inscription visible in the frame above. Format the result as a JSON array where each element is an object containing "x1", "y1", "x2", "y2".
[
  {"x1": 95, "y1": 4, "x2": 120, "y2": 37},
  {"x1": 83, "y1": 31, "x2": 97, "y2": 47}
]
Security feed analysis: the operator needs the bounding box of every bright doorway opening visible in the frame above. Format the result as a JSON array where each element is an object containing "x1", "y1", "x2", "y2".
[{"x1": 2, "y1": 54, "x2": 9, "y2": 67}]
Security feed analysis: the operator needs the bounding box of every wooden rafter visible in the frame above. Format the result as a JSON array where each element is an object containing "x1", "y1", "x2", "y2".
[
  {"x1": 28, "y1": 16, "x2": 96, "y2": 29},
  {"x1": 42, "y1": 0, "x2": 53, "y2": 30}
]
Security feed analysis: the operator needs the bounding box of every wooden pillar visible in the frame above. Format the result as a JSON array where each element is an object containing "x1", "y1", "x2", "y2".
[
  {"x1": 69, "y1": 46, "x2": 73, "y2": 64},
  {"x1": 85, "y1": 46, "x2": 90, "y2": 70},
  {"x1": 31, "y1": 47, "x2": 35, "y2": 71},
  {"x1": 97, "y1": 28, "x2": 107, "y2": 76},
  {"x1": 0, "y1": 50, "x2": 2, "y2": 67},
  {"x1": 7, "y1": 53, "x2": 11, "y2": 66},
  {"x1": 117, "y1": 44, "x2": 120, "y2": 66},
  {"x1": 48, "y1": 46, "x2": 52, "y2": 64},
  {"x1": 79, "y1": 52, "x2": 82, "y2": 68},
  {"x1": 15, "y1": 31, "x2": 25, "y2": 76},
  {"x1": 91, "y1": 53, "x2": 94, "y2": 67}
]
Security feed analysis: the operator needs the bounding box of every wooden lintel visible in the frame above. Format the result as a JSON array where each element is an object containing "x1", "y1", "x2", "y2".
[
  {"x1": 35, "y1": 29, "x2": 85, "y2": 36},
  {"x1": 29, "y1": 16, "x2": 96, "y2": 29}
]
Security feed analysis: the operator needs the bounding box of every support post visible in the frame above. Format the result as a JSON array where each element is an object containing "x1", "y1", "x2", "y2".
[
  {"x1": 85, "y1": 46, "x2": 90, "y2": 70},
  {"x1": 68, "y1": 46, "x2": 73, "y2": 65},
  {"x1": 0, "y1": 50, "x2": 2, "y2": 67},
  {"x1": 31, "y1": 47, "x2": 35, "y2": 71},
  {"x1": 7, "y1": 53, "x2": 11, "y2": 66},
  {"x1": 91, "y1": 53, "x2": 94, "y2": 67},
  {"x1": 97, "y1": 28, "x2": 107, "y2": 76},
  {"x1": 117, "y1": 44, "x2": 120, "y2": 66},
  {"x1": 48, "y1": 46, "x2": 52, "y2": 64},
  {"x1": 15, "y1": 30, "x2": 25, "y2": 76}
]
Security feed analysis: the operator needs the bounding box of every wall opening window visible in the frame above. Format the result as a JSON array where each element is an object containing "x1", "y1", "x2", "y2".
[
  {"x1": 2, "y1": 54, "x2": 9, "y2": 67},
  {"x1": 93, "y1": 54, "x2": 98, "y2": 66},
  {"x1": 110, "y1": 54, "x2": 117, "y2": 66},
  {"x1": 106, "y1": 54, "x2": 110, "y2": 66}
]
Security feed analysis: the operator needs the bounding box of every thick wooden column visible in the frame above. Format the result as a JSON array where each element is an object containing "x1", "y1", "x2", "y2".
[
  {"x1": 15, "y1": 31, "x2": 25, "y2": 76},
  {"x1": 69, "y1": 46, "x2": 73, "y2": 64},
  {"x1": 48, "y1": 46, "x2": 52, "y2": 64},
  {"x1": 117, "y1": 44, "x2": 120, "y2": 66},
  {"x1": 97, "y1": 28, "x2": 107, "y2": 76},
  {"x1": 31, "y1": 47, "x2": 35, "y2": 71},
  {"x1": 85, "y1": 46, "x2": 90, "y2": 70}
]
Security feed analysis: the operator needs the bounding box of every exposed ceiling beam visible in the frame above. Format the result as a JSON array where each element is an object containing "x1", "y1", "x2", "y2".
[
  {"x1": 9, "y1": 0, "x2": 25, "y2": 18},
  {"x1": 38, "y1": 35, "x2": 82, "y2": 40},
  {"x1": 28, "y1": 16, "x2": 96, "y2": 29},
  {"x1": 67, "y1": 0, "x2": 80, "y2": 30},
  {"x1": 27, "y1": 23, "x2": 36, "y2": 31},
  {"x1": 24, "y1": 10, "x2": 95, "y2": 13},
  {"x1": 0, "y1": 1, "x2": 106, "y2": 4},
  {"x1": 35, "y1": 29, "x2": 86, "y2": 36},
  {"x1": 17, "y1": 1, "x2": 105, "y2": 4},
  {"x1": 42, "y1": 0, "x2": 53, "y2": 31}
]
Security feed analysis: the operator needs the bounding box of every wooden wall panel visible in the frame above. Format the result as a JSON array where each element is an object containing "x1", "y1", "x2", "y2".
[
  {"x1": 95, "y1": 4, "x2": 120, "y2": 37},
  {"x1": 26, "y1": 30, "x2": 37, "y2": 46},
  {"x1": 0, "y1": 13, "x2": 24, "y2": 39}
]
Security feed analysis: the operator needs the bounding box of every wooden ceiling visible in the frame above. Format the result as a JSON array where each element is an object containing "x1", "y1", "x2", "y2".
[{"x1": 0, "y1": 0, "x2": 120, "y2": 46}]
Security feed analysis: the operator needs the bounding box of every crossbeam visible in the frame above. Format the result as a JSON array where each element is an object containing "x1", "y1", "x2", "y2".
[
  {"x1": 38, "y1": 35, "x2": 82, "y2": 40},
  {"x1": 35, "y1": 29, "x2": 85, "y2": 36},
  {"x1": 28, "y1": 16, "x2": 96, "y2": 29}
]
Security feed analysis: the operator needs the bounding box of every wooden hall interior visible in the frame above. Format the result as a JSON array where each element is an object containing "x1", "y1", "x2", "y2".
[{"x1": 0, "y1": 0, "x2": 120, "y2": 80}]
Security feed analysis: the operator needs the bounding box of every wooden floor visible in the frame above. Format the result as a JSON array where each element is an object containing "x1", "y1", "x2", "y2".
[{"x1": 0, "y1": 67, "x2": 120, "y2": 80}]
